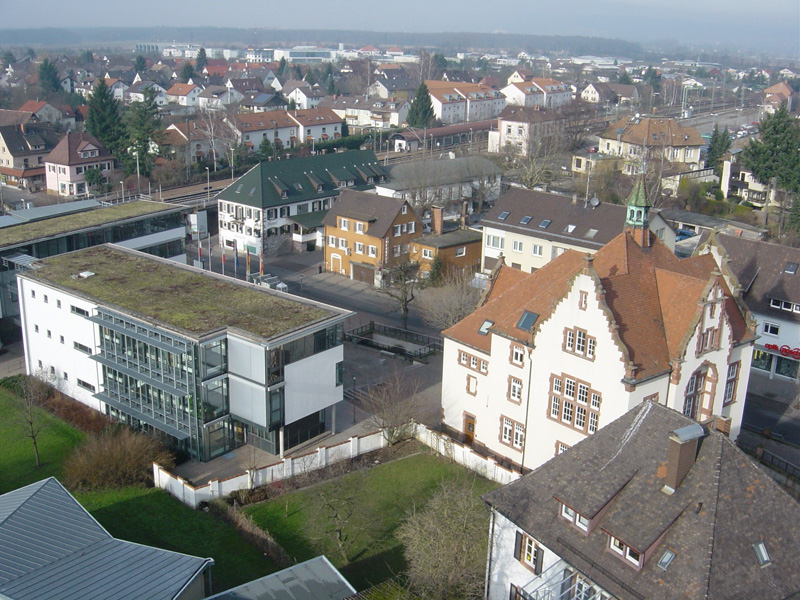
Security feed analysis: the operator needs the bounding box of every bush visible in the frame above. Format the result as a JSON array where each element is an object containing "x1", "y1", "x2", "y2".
[
  {"x1": 63, "y1": 428, "x2": 174, "y2": 490},
  {"x1": 44, "y1": 392, "x2": 110, "y2": 436}
]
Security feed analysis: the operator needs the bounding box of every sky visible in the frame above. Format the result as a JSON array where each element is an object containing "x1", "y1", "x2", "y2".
[{"x1": 4, "y1": 0, "x2": 799, "y2": 56}]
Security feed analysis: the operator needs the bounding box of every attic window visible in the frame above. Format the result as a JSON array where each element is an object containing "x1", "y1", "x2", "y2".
[
  {"x1": 294, "y1": 183, "x2": 303, "y2": 190},
  {"x1": 498, "y1": 211, "x2": 510, "y2": 220},
  {"x1": 585, "y1": 229, "x2": 598, "y2": 239},
  {"x1": 235, "y1": 184, "x2": 243, "y2": 193},
  {"x1": 249, "y1": 187, "x2": 256, "y2": 196},
  {"x1": 785, "y1": 262, "x2": 798, "y2": 274},
  {"x1": 478, "y1": 320, "x2": 494, "y2": 336},
  {"x1": 657, "y1": 549, "x2": 676, "y2": 571},
  {"x1": 516, "y1": 310, "x2": 538, "y2": 331},
  {"x1": 520, "y1": 216, "x2": 532, "y2": 225},
  {"x1": 754, "y1": 542, "x2": 771, "y2": 567},
  {"x1": 564, "y1": 224, "x2": 576, "y2": 233},
  {"x1": 539, "y1": 219, "x2": 551, "y2": 229}
]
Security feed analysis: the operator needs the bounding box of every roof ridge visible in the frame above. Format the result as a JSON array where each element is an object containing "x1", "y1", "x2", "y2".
[
  {"x1": 0, "y1": 477, "x2": 53, "y2": 527},
  {"x1": 703, "y1": 434, "x2": 725, "y2": 598}
]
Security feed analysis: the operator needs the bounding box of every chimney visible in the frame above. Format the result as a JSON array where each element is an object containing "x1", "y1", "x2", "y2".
[
  {"x1": 663, "y1": 423, "x2": 704, "y2": 494},
  {"x1": 431, "y1": 205, "x2": 444, "y2": 235}
]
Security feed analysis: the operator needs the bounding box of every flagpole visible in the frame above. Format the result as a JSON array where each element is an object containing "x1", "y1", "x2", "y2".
[{"x1": 208, "y1": 236, "x2": 212, "y2": 271}]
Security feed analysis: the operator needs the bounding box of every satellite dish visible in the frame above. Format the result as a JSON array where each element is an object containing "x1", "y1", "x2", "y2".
[{"x1": 590, "y1": 196, "x2": 600, "y2": 208}]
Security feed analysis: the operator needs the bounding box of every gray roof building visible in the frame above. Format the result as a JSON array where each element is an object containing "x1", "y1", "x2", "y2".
[
  {"x1": 483, "y1": 402, "x2": 800, "y2": 600},
  {"x1": 0, "y1": 478, "x2": 213, "y2": 600}
]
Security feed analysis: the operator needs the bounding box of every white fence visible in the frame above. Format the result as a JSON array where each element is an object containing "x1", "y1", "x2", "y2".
[{"x1": 155, "y1": 423, "x2": 519, "y2": 508}]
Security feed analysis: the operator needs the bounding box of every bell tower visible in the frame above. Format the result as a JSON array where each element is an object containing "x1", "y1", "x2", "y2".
[{"x1": 624, "y1": 174, "x2": 652, "y2": 247}]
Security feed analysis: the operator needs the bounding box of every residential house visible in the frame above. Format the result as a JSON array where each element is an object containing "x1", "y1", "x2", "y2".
[
  {"x1": 226, "y1": 77, "x2": 266, "y2": 95},
  {"x1": 762, "y1": 81, "x2": 794, "y2": 114},
  {"x1": 440, "y1": 179, "x2": 755, "y2": 472},
  {"x1": 506, "y1": 69, "x2": 536, "y2": 85},
  {"x1": 322, "y1": 189, "x2": 422, "y2": 285},
  {"x1": 0, "y1": 477, "x2": 214, "y2": 600},
  {"x1": 699, "y1": 232, "x2": 800, "y2": 388},
  {"x1": 0, "y1": 109, "x2": 36, "y2": 127},
  {"x1": 720, "y1": 154, "x2": 779, "y2": 208},
  {"x1": 426, "y1": 80, "x2": 507, "y2": 124},
  {"x1": 166, "y1": 82, "x2": 203, "y2": 106},
  {"x1": 0, "y1": 123, "x2": 61, "y2": 190},
  {"x1": 217, "y1": 150, "x2": 386, "y2": 255},
  {"x1": 502, "y1": 78, "x2": 572, "y2": 109},
  {"x1": 411, "y1": 206, "x2": 482, "y2": 277},
  {"x1": 16, "y1": 100, "x2": 63, "y2": 126},
  {"x1": 488, "y1": 105, "x2": 566, "y2": 158},
  {"x1": 369, "y1": 75, "x2": 417, "y2": 100},
  {"x1": 126, "y1": 80, "x2": 168, "y2": 106},
  {"x1": 599, "y1": 115, "x2": 705, "y2": 172},
  {"x1": 239, "y1": 91, "x2": 287, "y2": 113},
  {"x1": 18, "y1": 244, "x2": 353, "y2": 460},
  {"x1": 288, "y1": 107, "x2": 345, "y2": 144},
  {"x1": 226, "y1": 110, "x2": 299, "y2": 150},
  {"x1": 163, "y1": 120, "x2": 226, "y2": 166},
  {"x1": 483, "y1": 402, "x2": 800, "y2": 600},
  {"x1": 479, "y1": 187, "x2": 675, "y2": 273},
  {"x1": 286, "y1": 86, "x2": 326, "y2": 110},
  {"x1": 197, "y1": 85, "x2": 243, "y2": 111},
  {"x1": 319, "y1": 95, "x2": 410, "y2": 130},
  {"x1": 44, "y1": 132, "x2": 115, "y2": 197},
  {"x1": 104, "y1": 77, "x2": 129, "y2": 101},
  {"x1": 374, "y1": 155, "x2": 502, "y2": 212}
]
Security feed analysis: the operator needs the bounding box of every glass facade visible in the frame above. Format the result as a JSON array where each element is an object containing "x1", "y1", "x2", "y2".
[{"x1": 753, "y1": 348, "x2": 799, "y2": 381}]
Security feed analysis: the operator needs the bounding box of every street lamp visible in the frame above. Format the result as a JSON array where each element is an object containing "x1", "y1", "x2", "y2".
[
  {"x1": 205, "y1": 166, "x2": 210, "y2": 208},
  {"x1": 120, "y1": 181, "x2": 124, "y2": 202}
]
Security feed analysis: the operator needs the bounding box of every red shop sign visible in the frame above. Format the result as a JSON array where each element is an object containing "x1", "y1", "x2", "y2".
[{"x1": 764, "y1": 343, "x2": 800, "y2": 359}]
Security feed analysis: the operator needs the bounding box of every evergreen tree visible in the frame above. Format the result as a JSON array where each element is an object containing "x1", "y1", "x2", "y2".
[
  {"x1": 195, "y1": 48, "x2": 208, "y2": 73},
  {"x1": 705, "y1": 124, "x2": 731, "y2": 172},
  {"x1": 2, "y1": 51, "x2": 15, "y2": 69},
  {"x1": 257, "y1": 136, "x2": 273, "y2": 161},
  {"x1": 643, "y1": 65, "x2": 661, "y2": 92},
  {"x1": 277, "y1": 57, "x2": 287, "y2": 77},
  {"x1": 324, "y1": 62, "x2": 334, "y2": 80},
  {"x1": 133, "y1": 55, "x2": 146, "y2": 73},
  {"x1": 124, "y1": 87, "x2": 163, "y2": 177},
  {"x1": 327, "y1": 78, "x2": 335, "y2": 95},
  {"x1": 304, "y1": 68, "x2": 316, "y2": 85},
  {"x1": 742, "y1": 105, "x2": 800, "y2": 193},
  {"x1": 38, "y1": 59, "x2": 60, "y2": 95},
  {"x1": 407, "y1": 83, "x2": 435, "y2": 128},
  {"x1": 80, "y1": 50, "x2": 94, "y2": 64},
  {"x1": 618, "y1": 71, "x2": 633, "y2": 85},
  {"x1": 86, "y1": 78, "x2": 124, "y2": 155},
  {"x1": 180, "y1": 62, "x2": 195, "y2": 83}
]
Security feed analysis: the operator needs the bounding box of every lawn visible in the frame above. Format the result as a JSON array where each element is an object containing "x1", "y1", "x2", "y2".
[
  {"x1": 244, "y1": 452, "x2": 499, "y2": 590},
  {"x1": 0, "y1": 386, "x2": 85, "y2": 494},
  {"x1": 0, "y1": 384, "x2": 278, "y2": 593},
  {"x1": 77, "y1": 487, "x2": 277, "y2": 592}
]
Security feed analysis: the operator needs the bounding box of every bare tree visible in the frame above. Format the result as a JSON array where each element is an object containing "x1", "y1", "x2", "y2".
[
  {"x1": 512, "y1": 132, "x2": 566, "y2": 190},
  {"x1": 379, "y1": 258, "x2": 420, "y2": 330},
  {"x1": 397, "y1": 477, "x2": 491, "y2": 600},
  {"x1": 418, "y1": 269, "x2": 481, "y2": 331},
  {"x1": 195, "y1": 108, "x2": 226, "y2": 171},
  {"x1": 558, "y1": 100, "x2": 595, "y2": 151},
  {"x1": 14, "y1": 369, "x2": 55, "y2": 468},
  {"x1": 359, "y1": 367, "x2": 421, "y2": 445}
]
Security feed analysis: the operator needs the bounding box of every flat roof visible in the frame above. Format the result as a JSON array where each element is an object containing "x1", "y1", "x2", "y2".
[
  {"x1": 24, "y1": 245, "x2": 345, "y2": 340},
  {"x1": 0, "y1": 201, "x2": 183, "y2": 250}
]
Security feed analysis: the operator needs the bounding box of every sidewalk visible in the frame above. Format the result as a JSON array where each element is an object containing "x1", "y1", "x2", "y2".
[{"x1": 0, "y1": 342, "x2": 25, "y2": 378}]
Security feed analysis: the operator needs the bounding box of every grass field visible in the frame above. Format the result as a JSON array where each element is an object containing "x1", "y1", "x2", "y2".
[
  {"x1": 244, "y1": 452, "x2": 499, "y2": 590},
  {"x1": 0, "y1": 385, "x2": 277, "y2": 592}
]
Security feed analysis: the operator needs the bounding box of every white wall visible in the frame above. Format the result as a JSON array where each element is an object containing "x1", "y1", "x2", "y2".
[
  {"x1": 17, "y1": 277, "x2": 104, "y2": 412},
  {"x1": 228, "y1": 374, "x2": 268, "y2": 427},
  {"x1": 284, "y1": 345, "x2": 343, "y2": 423},
  {"x1": 227, "y1": 336, "x2": 266, "y2": 384}
]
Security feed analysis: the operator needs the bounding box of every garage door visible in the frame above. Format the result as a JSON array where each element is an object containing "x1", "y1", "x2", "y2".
[{"x1": 352, "y1": 263, "x2": 375, "y2": 286}]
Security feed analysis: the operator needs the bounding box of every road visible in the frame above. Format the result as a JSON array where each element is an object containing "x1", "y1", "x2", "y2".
[{"x1": 680, "y1": 106, "x2": 763, "y2": 136}]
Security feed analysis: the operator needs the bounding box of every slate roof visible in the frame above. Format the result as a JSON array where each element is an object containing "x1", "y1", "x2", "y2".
[
  {"x1": 45, "y1": 131, "x2": 113, "y2": 167},
  {"x1": 444, "y1": 227, "x2": 753, "y2": 379},
  {"x1": 381, "y1": 156, "x2": 500, "y2": 191},
  {"x1": 483, "y1": 402, "x2": 800, "y2": 600},
  {"x1": 0, "y1": 109, "x2": 35, "y2": 127},
  {"x1": 702, "y1": 231, "x2": 800, "y2": 323},
  {"x1": 323, "y1": 189, "x2": 417, "y2": 239},
  {"x1": 0, "y1": 124, "x2": 60, "y2": 157},
  {"x1": 601, "y1": 115, "x2": 704, "y2": 148},
  {"x1": 288, "y1": 107, "x2": 343, "y2": 128},
  {"x1": 0, "y1": 478, "x2": 213, "y2": 600},
  {"x1": 206, "y1": 556, "x2": 355, "y2": 600},
  {"x1": 215, "y1": 149, "x2": 384, "y2": 210}
]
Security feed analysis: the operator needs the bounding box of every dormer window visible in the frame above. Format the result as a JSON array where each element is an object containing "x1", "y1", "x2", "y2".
[
  {"x1": 608, "y1": 535, "x2": 641, "y2": 567},
  {"x1": 560, "y1": 503, "x2": 590, "y2": 532}
]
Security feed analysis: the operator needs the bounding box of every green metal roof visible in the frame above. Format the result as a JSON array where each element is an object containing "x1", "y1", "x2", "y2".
[
  {"x1": 626, "y1": 174, "x2": 651, "y2": 208},
  {"x1": 215, "y1": 149, "x2": 385, "y2": 210}
]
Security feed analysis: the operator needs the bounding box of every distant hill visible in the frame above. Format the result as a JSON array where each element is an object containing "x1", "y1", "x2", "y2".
[{"x1": 0, "y1": 27, "x2": 644, "y2": 57}]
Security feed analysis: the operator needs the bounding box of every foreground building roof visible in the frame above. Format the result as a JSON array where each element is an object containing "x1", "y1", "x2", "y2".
[{"x1": 0, "y1": 478, "x2": 212, "y2": 600}]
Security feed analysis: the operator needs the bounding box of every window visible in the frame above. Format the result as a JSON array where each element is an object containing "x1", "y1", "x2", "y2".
[
  {"x1": 422, "y1": 248, "x2": 433, "y2": 259},
  {"x1": 455, "y1": 247, "x2": 466, "y2": 257},
  {"x1": 338, "y1": 238, "x2": 347, "y2": 249},
  {"x1": 552, "y1": 378, "x2": 562, "y2": 394},
  {"x1": 501, "y1": 417, "x2": 524, "y2": 449},
  {"x1": 470, "y1": 356, "x2": 478, "y2": 369},
  {"x1": 43, "y1": 294, "x2": 48, "y2": 304},
  {"x1": 328, "y1": 235, "x2": 336, "y2": 247},
  {"x1": 60, "y1": 336, "x2": 64, "y2": 344},
  {"x1": 562, "y1": 401, "x2": 574, "y2": 423},
  {"x1": 34, "y1": 325, "x2": 39, "y2": 333},
  {"x1": 564, "y1": 327, "x2": 595, "y2": 359},
  {"x1": 31, "y1": 290, "x2": 35, "y2": 299},
  {"x1": 393, "y1": 224, "x2": 401, "y2": 237},
  {"x1": 511, "y1": 345, "x2": 524, "y2": 365},
  {"x1": 466, "y1": 374, "x2": 477, "y2": 395},
  {"x1": 76, "y1": 379, "x2": 96, "y2": 392},
  {"x1": 73, "y1": 341, "x2": 92, "y2": 355},
  {"x1": 551, "y1": 396, "x2": 561, "y2": 418},
  {"x1": 557, "y1": 442, "x2": 569, "y2": 455},
  {"x1": 355, "y1": 242, "x2": 364, "y2": 254},
  {"x1": 512, "y1": 240, "x2": 523, "y2": 253},
  {"x1": 70, "y1": 305, "x2": 89, "y2": 317},
  {"x1": 485, "y1": 234, "x2": 504, "y2": 249},
  {"x1": 531, "y1": 244, "x2": 543, "y2": 257},
  {"x1": 340, "y1": 218, "x2": 349, "y2": 231},
  {"x1": 368, "y1": 245, "x2": 377, "y2": 257},
  {"x1": 575, "y1": 406, "x2": 586, "y2": 429},
  {"x1": 480, "y1": 360, "x2": 488, "y2": 373},
  {"x1": 565, "y1": 330, "x2": 574, "y2": 351},
  {"x1": 57, "y1": 300, "x2": 61, "y2": 309},
  {"x1": 408, "y1": 221, "x2": 415, "y2": 234},
  {"x1": 763, "y1": 322, "x2": 780, "y2": 336},
  {"x1": 724, "y1": 362, "x2": 739, "y2": 405},
  {"x1": 509, "y1": 377, "x2": 523, "y2": 402},
  {"x1": 564, "y1": 378, "x2": 575, "y2": 398},
  {"x1": 576, "y1": 330, "x2": 586, "y2": 354},
  {"x1": 514, "y1": 532, "x2": 543, "y2": 574},
  {"x1": 355, "y1": 222, "x2": 365, "y2": 234},
  {"x1": 459, "y1": 351, "x2": 468, "y2": 365},
  {"x1": 393, "y1": 245, "x2": 401, "y2": 257},
  {"x1": 401, "y1": 204, "x2": 408, "y2": 214},
  {"x1": 579, "y1": 290, "x2": 588, "y2": 310},
  {"x1": 577, "y1": 383, "x2": 589, "y2": 404},
  {"x1": 336, "y1": 361, "x2": 343, "y2": 386}
]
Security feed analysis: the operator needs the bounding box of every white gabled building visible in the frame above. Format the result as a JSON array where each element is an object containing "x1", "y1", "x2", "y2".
[{"x1": 440, "y1": 179, "x2": 755, "y2": 473}]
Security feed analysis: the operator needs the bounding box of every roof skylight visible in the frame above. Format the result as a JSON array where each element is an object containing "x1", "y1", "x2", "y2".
[
  {"x1": 520, "y1": 216, "x2": 533, "y2": 225},
  {"x1": 478, "y1": 320, "x2": 494, "y2": 335},
  {"x1": 657, "y1": 549, "x2": 676, "y2": 571},
  {"x1": 785, "y1": 262, "x2": 798, "y2": 275},
  {"x1": 753, "y1": 542, "x2": 771, "y2": 567},
  {"x1": 498, "y1": 211, "x2": 510, "y2": 220},
  {"x1": 539, "y1": 219, "x2": 551, "y2": 229}
]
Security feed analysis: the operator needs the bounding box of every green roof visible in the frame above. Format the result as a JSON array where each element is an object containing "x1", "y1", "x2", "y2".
[
  {"x1": 288, "y1": 209, "x2": 329, "y2": 230},
  {"x1": 626, "y1": 175, "x2": 651, "y2": 208},
  {"x1": 27, "y1": 245, "x2": 338, "y2": 339},
  {"x1": 216, "y1": 149, "x2": 385, "y2": 210},
  {"x1": 0, "y1": 201, "x2": 182, "y2": 250}
]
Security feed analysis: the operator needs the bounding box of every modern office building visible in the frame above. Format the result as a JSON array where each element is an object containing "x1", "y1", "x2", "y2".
[
  {"x1": 18, "y1": 244, "x2": 352, "y2": 461},
  {"x1": 0, "y1": 200, "x2": 187, "y2": 324}
]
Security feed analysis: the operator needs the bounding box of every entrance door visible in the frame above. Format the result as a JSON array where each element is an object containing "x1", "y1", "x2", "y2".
[
  {"x1": 463, "y1": 414, "x2": 476, "y2": 444},
  {"x1": 331, "y1": 254, "x2": 341, "y2": 274}
]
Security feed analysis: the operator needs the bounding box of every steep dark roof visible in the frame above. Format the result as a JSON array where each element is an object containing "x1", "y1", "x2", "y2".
[
  {"x1": 484, "y1": 402, "x2": 800, "y2": 600},
  {"x1": 0, "y1": 124, "x2": 60, "y2": 157},
  {"x1": 215, "y1": 149, "x2": 385, "y2": 210},
  {"x1": 323, "y1": 189, "x2": 416, "y2": 239},
  {"x1": 45, "y1": 131, "x2": 113, "y2": 167},
  {"x1": 703, "y1": 231, "x2": 800, "y2": 323}
]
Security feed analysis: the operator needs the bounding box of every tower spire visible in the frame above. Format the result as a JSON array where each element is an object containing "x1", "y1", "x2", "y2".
[{"x1": 624, "y1": 173, "x2": 652, "y2": 247}]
